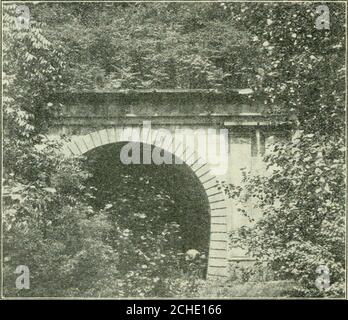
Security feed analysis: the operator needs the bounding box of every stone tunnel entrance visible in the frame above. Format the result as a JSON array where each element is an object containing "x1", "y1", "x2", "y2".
[
  {"x1": 63, "y1": 127, "x2": 230, "y2": 278},
  {"x1": 83, "y1": 142, "x2": 211, "y2": 277}
]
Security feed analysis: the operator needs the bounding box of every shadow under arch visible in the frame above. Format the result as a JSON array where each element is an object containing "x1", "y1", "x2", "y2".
[
  {"x1": 62, "y1": 127, "x2": 229, "y2": 278},
  {"x1": 84, "y1": 142, "x2": 211, "y2": 277}
]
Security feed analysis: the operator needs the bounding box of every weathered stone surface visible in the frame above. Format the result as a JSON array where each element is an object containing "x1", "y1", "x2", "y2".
[{"x1": 52, "y1": 91, "x2": 290, "y2": 279}]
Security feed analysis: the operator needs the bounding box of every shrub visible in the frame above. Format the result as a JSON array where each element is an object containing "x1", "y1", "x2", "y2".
[{"x1": 223, "y1": 133, "x2": 345, "y2": 297}]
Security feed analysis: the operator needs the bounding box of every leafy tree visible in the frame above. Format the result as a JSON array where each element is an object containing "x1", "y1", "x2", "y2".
[
  {"x1": 3, "y1": 4, "x2": 121, "y2": 297},
  {"x1": 223, "y1": 2, "x2": 345, "y2": 297},
  {"x1": 3, "y1": 3, "x2": 204, "y2": 297}
]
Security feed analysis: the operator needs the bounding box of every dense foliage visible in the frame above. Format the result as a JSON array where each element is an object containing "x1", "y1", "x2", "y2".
[
  {"x1": 3, "y1": 3, "x2": 204, "y2": 297},
  {"x1": 3, "y1": 4, "x2": 118, "y2": 297},
  {"x1": 32, "y1": 2, "x2": 260, "y2": 91},
  {"x1": 2, "y1": 2, "x2": 346, "y2": 297},
  {"x1": 222, "y1": 2, "x2": 345, "y2": 297}
]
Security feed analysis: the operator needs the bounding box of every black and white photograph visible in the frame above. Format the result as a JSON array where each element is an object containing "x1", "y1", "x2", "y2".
[{"x1": 1, "y1": 0, "x2": 346, "y2": 300}]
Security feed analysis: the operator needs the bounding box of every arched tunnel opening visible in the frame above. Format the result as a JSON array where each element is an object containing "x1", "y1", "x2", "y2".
[{"x1": 82, "y1": 142, "x2": 211, "y2": 280}]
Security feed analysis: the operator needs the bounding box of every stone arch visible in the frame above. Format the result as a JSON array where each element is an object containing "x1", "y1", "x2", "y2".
[{"x1": 62, "y1": 127, "x2": 229, "y2": 278}]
